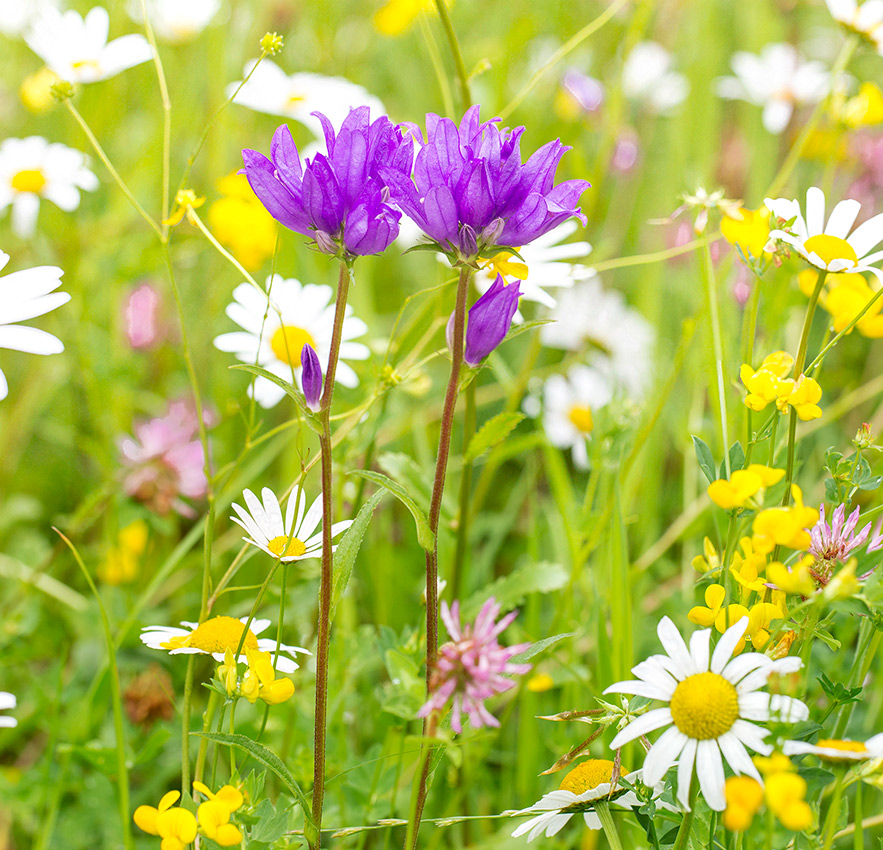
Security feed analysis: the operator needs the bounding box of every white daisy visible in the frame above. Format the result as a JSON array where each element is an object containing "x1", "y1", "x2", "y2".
[
  {"x1": 764, "y1": 186, "x2": 883, "y2": 281},
  {"x1": 26, "y1": 6, "x2": 153, "y2": 84},
  {"x1": 716, "y1": 44, "x2": 830, "y2": 134},
  {"x1": 0, "y1": 0, "x2": 59, "y2": 37},
  {"x1": 622, "y1": 42, "x2": 689, "y2": 114},
  {"x1": 474, "y1": 221, "x2": 594, "y2": 311},
  {"x1": 531, "y1": 364, "x2": 614, "y2": 470},
  {"x1": 605, "y1": 616, "x2": 809, "y2": 812},
  {"x1": 510, "y1": 760, "x2": 643, "y2": 842},
  {"x1": 0, "y1": 692, "x2": 16, "y2": 728},
  {"x1": 539, "y1": 276, "x2": 654, "y2": 399},
  {"x1": 0, "y1": 137, "x2": 99, "y2": 237},
  {"x1": 129, "y1": 0, "x2": 221, "y2": 43},
  {"x1": 214, "y1": 276, "x2": 369, "y2": 409},
  {"x1": 228, "y1": 60, "x2": 386, "y2": 139},
  {"x1": 140, "y1": 615, "x2": 309, "y2": 673},
  {"x1": 783, "y1": 733, "x2": 883, "y2": 762},
  {"x1": 0, "y1": 250, "x2": 69, "y2": 401},
  {"x1": 826, "y1": 0, "x2": 883, "y2": 53},
  {"x1": 230, "y1": 486, "x2": 353, "y2": 562}
]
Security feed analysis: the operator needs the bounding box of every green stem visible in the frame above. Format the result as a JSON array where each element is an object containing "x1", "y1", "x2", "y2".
[
  {"x1": 595, "y1": 801, "x2": 624, "y2": 850},
  {"x1": 450, "y1": 379, "x2": 476, "y2": 600},
  {"x1": 701, "y1": 242, "x2": 730, "y2": 474},
  {"x1": 194, "y1": 690, "x2": 220, "y2": 784},
  {"x1": 782, "y1": 269, "x2": 827, "y2": 506},
  {"x1": 432, "y1": 0, "x2": 471, "y2": 109},
  {"x1": 63, "y1": 100, "x2": 163, "y2": 239},
  {"x1": 55, "y1": 531, "x2": 133, "y2": 850},
  {"x1": 821, "y1": 770, "x2": 847, "y2": 850},
  {"x1": 403, "y1": 712, "x2": 439, "y2": 850},
  {"x1": 673, "y1": 775, "x2": 700, "y2": 850},
  {"x1": 310, "y1": 259, "x2": 354, "y2": 850},
  {"x1": 854, "y1": 778, "x2": 864, "y2": 850}
]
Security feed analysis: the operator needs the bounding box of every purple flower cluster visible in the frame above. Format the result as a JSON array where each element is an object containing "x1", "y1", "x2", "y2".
[
  {"x1": 419, "y1": 597, "x2": 531, "y2": 733},
  {"x1": 809, "y1": 503, "x2": 883, "y2": 575},
  {"x1": 447, "y1": 273, "x2": 521, "y2": 366},
  {"x1": 382, "y1": 104, "x2": 590, "y2": 261},
  {"x1": 242, "y1": 106, "x2": 413, "y2": 257}
]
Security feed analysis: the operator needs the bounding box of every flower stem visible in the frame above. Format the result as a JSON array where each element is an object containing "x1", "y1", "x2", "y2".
[
  {"x1": 432, "y1": 0, "x2": 471, "y2": 110},
  {"x1": 450, "y1": 378, "x2": 476, "y2": 600},
  {"x1": 782, "y1": 269, "x2": 826, "y2": 506},
  {"x1": 310, "y1": 259, "x2": 354, "y2": 850},
  {"x1": 595, "y1": 801, "x2": 624, "y2": 850},
  {"x1": 821, "y1": 770, "x2": 847, "y2": 850},
  {"x1": 673, "y1": 775, "x2": 700, "y2": 850},
  {"x1": 406, "y1": 265, "x2": 471, "y2": 849}
]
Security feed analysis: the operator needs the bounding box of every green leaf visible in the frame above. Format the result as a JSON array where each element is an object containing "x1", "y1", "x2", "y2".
[
  {"x1": 193, "y1": 732, "x2": 313, "y2": 825},
  {"x1": 464, "y1": 561, "x2": 568, "y2": 617},
  {"x1": 813, "y1": 627, "x2": 841, "y2": 652},
  {"x1": 349, "y1": 470, "x2": 434, "y2": 551},
  {"x1": 728, "y1": 441, "x2": 745, "y2": 473},
  {"x1": 230, "y1": 364, "x2": 317, "y2": 426},
  {"x1": 465, "y1": 412, "x2": 525, "y2": 462},
  {"x1": 508, "y1": 632, "x2": 574, "y2": 665},
  {"x1": 503, "y1": 318, "x2": 554, "y2": 342},
  {"x1": 249, "y1": 802, "x2": 290, "y2": 843},
  {"x1": 331, "y1": 490, "x2": 384, "y2": 620},
  {"x1": 692, "y1": 435, "x2": 716, "y2": 484}
]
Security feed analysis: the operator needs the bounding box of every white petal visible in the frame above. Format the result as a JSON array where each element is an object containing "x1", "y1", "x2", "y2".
[
  {"x1": 656, "y1": 616, "x2": 696, "y2": 677},
  {"x1": 824, "y1": 199, "x2": 861, "y2": 238},
  {"x1": 805, "y1": 186, "x2": 826, "y2": 236},
  {"x1": 676, "y1": 739, "x2": 698, "y2": 809},
  {"x1": 642, "y1": 725, "x2": 688, "y2": 785},
  {"x1": 696, "y1": 740, "x2": 726, "y2": 811},
  {"x1": 710, "y1": 617, "x2": 748, "y2": 673},
  {"x1": 848, "y1": 212, "x2": 883, "y2": 258},
  {"x1": 0, "y1": 325, "x2": 63, "y2": 355},
  {"x1": 718, "y1": 731, "x2": 762, "y2": 780},
  {"x1": 689, "y1": 628, "x2": 711, "y2": 672}
]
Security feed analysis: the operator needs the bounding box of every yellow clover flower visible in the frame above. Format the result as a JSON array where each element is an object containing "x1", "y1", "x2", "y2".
[
  {"x1": 723, "y1": 775, "x2": 764, "y2": 831},
  {"x1": 692, "y1": 536, "x2": 721, "y2": 574},
  {"x1": 373, "y1": 0, "x2": 451, "y2": 35},
  {"x1": 765, "y1": 772, "x2": 813, "y2": 831},
  {"x1": 193, "y1": 782, "x2": 243, "y2": 847},
  {"x1": 687, "y1": 584, "x2": 727, "y2": 626},
  {"x1": 707, "y1": 464, "x2": 784, "y2": 510},
  {"x1": 768, "y1": 557, "x2": 816, "y2": 596},
  {"x1": 98, "y1": 519, "x2": 149, "y2": 585},
  {"x1": 800, "y1": 270, "x2": 883, "y2": 339},
  {"x1": 751, "y1": 486, "x2": 817, "y2": 554},
  {"x1": 740, "y1": 352, "x2": 794, "y2": 412},
  {"x1": 721, "y1": 206, "x2": 771, "y2": 261},
  {"x1": 242, "y1": 647, "x2": 296, "y2": 705},
  {"x1": 776, "y1": 374, "x2": 822, "y2": 421},
  {"x1": 133, "y1": 790, "x2": 198, "y2": 850}
]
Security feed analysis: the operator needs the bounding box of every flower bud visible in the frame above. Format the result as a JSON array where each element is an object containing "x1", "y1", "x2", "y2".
[
  {"x1": 301, "y1": 344, "x2": 323, "y2": 411},
  {"x1": 479, "y1": 217, "x2": 505, "y2": 247},
  {"x1": 260, "y1": 32, "x2": 284, "y2": 55},
  {"x1": 463, "y1": 274, "x2": 521, "y2": 366},
  {"x1": 314, "y1": 229, "x2": 338, "y2": 255},
  {"x1": 457, "y1": 224, "x2": 478, "y2": 260},
  {"x1": 125, "y1": 282, "x2": 163, "y2": 349}
]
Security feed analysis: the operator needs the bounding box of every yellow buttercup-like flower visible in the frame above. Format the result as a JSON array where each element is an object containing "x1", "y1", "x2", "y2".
[
  {"x1": 842, "y1": 82, "x2": 883, "y2": 128},
  {"x1": 98, "y1": 519, "x2": 148, "y2": 585},
  {"x1": 207, "y1": 173, "x2": 278, "y2": 271},
  {"x1": 373, "y1": 0, "x2": 451, "y2": 35},
  {"x1": 740, "y1": 352, "x2": 794, "y2": 412},
  {"x1": 688, "y1": 584, "x2": 727, "y2": 626},
  {"x1": 776, "y1": 374, "x2": 822, "y2": 421},
  {"x1": 692, "y1": 536, "x2": 721, "y2": 574},
  {"x1": 721, "y1": 206, "x2": 771, "y2": 261},
  {"x1": 242, "y1": 647, "x2": 296, "y2": 705},
  {"x1": 768, "y1": 557, "x2": 816, "y2": 596},
  {"x1": 723, "y1": 775, "x2": 764, "y2": 831},
  {"x1": 764, "y1": 772, "x2": 813, "y2": 831},
  {"x1": 800, "y1": 269, "x2": 883, "y2": 339},
  {"x1": 193, "y1": 782, "x2": 244, "y2": 847},
  {"x1": 163, "y1": 189, "x2": 205, "y2": 227}
]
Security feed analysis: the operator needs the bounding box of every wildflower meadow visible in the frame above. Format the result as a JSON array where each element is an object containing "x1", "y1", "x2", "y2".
[{"x1": 5, "y1": 0, "x2": 883, "y2": 848}]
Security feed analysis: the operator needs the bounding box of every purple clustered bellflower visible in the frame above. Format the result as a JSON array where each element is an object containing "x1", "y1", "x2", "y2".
[
  {"x1": 241, "y1": 105, "x2": 414, "y2": 257},
  {"x1": 418, "y1": 597, "x2": 531, "y2": 733},
  {"x1": 301, "y1": 343, "x2": 323, "y2": 412},
  {"x1": 447, "y1": 273, "x2": 522, "y2": 366},
  {"x1": 382, "y1": 104, "x2": 590, "y2": 263}
]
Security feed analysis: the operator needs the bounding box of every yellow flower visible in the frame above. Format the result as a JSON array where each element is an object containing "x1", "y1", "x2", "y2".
[
  {"x1": 723, "y1": 775, "x2": 764, "y2": 831},
  {"x1": 163, "y1": 189, "x2": 205, "y2": 226},
  {"x1": 207, "y1": 173, "x2": 278, "y2": 271},
  {"x1": 707, "y1": 465, "x2": 784, "y2": 510},
  {"x1": 198, "y1": 800, "x2": 243, "y2": 846},
  {"x1": 242, "y1": 648, "x2": 295, "y2": 705},
  {"x1": 740, "y1": 352, "x2": 794, "y2": 412},
  {"x1": 373, "y1": 0, "x2": 450, "y2": 35},
  {"x1": 217, "y1": 648, "x2": 238, "y2": 696},
  {"x1": 20, "y1": 67, "x2": 60, "y2": 113},
  {"x1": 825, "y1": 275, "x2": 883, "y2": 338},
  {"x1": 751, "y1": 486, "x2": 817, "y2": 554},
  {"x1": 842, "y1": 82, "x2": 883, "y2": 128},
  {"x1": 824, "y1": 559, "x2": 859, "y2": 601},
  {"x1": 777, "y1": 374, "x2": 822, "y2": 421},
  {"x1": 721, "y1": 206, "x2": 770, "y2": 261},
  {"x1": 765, "y1": 772, "x2": 813, "y2": 831},
  {"x1": 133, "y1": 790, "x2": 198, "y2": 850},
  {"x1": 688, "y1": 584, "x2": 726, "y2": 626},
  {"x1": 747, "y1": 602, "x2": 784, "y2": 649},
  {"x1": 526, "y1": 672, "x2": 555, "y2": 692},
  {"x1": 767, "y1": 557, "x2": 816, "y2": 596},
  {"x1": 98, "y1": 519, "x2": 148, "y2": 585},
  {"x1": 692, "y1": 536, "x2": 721, "y2": 574}
]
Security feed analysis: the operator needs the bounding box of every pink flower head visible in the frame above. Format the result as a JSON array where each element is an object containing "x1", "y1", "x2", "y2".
[
  {"x1": 419, "y1": 597, "x2": 531, "y2": 733},
  {"x1": 119, "y1": 401, "x2": 209, "y2": 516},
  {"x1": 124, "y1": 282, "x2": 163, "y2": 349},
  {"x1": 809, "y1": 503, "x2": 883, "y2": 580}
]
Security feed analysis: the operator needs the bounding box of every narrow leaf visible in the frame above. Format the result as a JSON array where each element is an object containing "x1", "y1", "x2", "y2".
[
  {"x1": 230, "y1": 364, "x2": 316, "y2": 425},
  {"x1": 331, "y1": 490, "x2": 384, "y2": 620},
  {"x1": 465, "y1": 412, "x2": 525, "y2": 462},
  {"x1": 508, "y1": 631, "x2": 574, "y2": 664},
  {"x1": 692, "y1": 435, "x2": 716, "y2": 484},
  {"x1": 349, "y1": 470, "x2": 434, "y2": 551}
]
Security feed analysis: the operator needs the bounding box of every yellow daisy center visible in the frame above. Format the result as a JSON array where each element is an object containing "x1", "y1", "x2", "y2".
[
  {"x1": 559, "y1": 759, "x2": 616, "y2": 795},
  {"x1": 568, "y1": 405, "x2": 594, "y2": 434},
  {"x1": 160, "y1": 616, "x2": 259, "y2": 654},
  {"x1": 670, "y1": 672, "x2": 739, "y2": 740},
  {"x1": 271, "y1": 326, "x2": 316, "y2": 367},
  {"x1": 267, "y1": 535, "x2": 307, "y2": 558},
  {"x1": 804, "y1": 234, "x2": 858, "y2": 267},
  {"x1": 11, "y1": 169, "x2": 45, "y2": 194},
  {"x1": 816, "y1": 738, "x2": 867, "y2": 755}
]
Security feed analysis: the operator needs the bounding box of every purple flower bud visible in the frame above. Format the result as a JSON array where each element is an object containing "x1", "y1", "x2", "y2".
[
  {"x1": 562, "y1": 69, "x2": 604, "y2": 113},
  {"x1": 301, "y1": 344, "x2": 323, "y2": 411},
  {"x1": 462, "y1": 274, "x2": 521, "y2": 366},
  {"x1": 457, "y1": 224, "x2": 478, "y2": 259},
  {"x1": 479, "y1": 217, "x2": 505, "y2": 246},
  {"x1": 314, "y1": 229, "x2": 338, "y2": 255}
]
